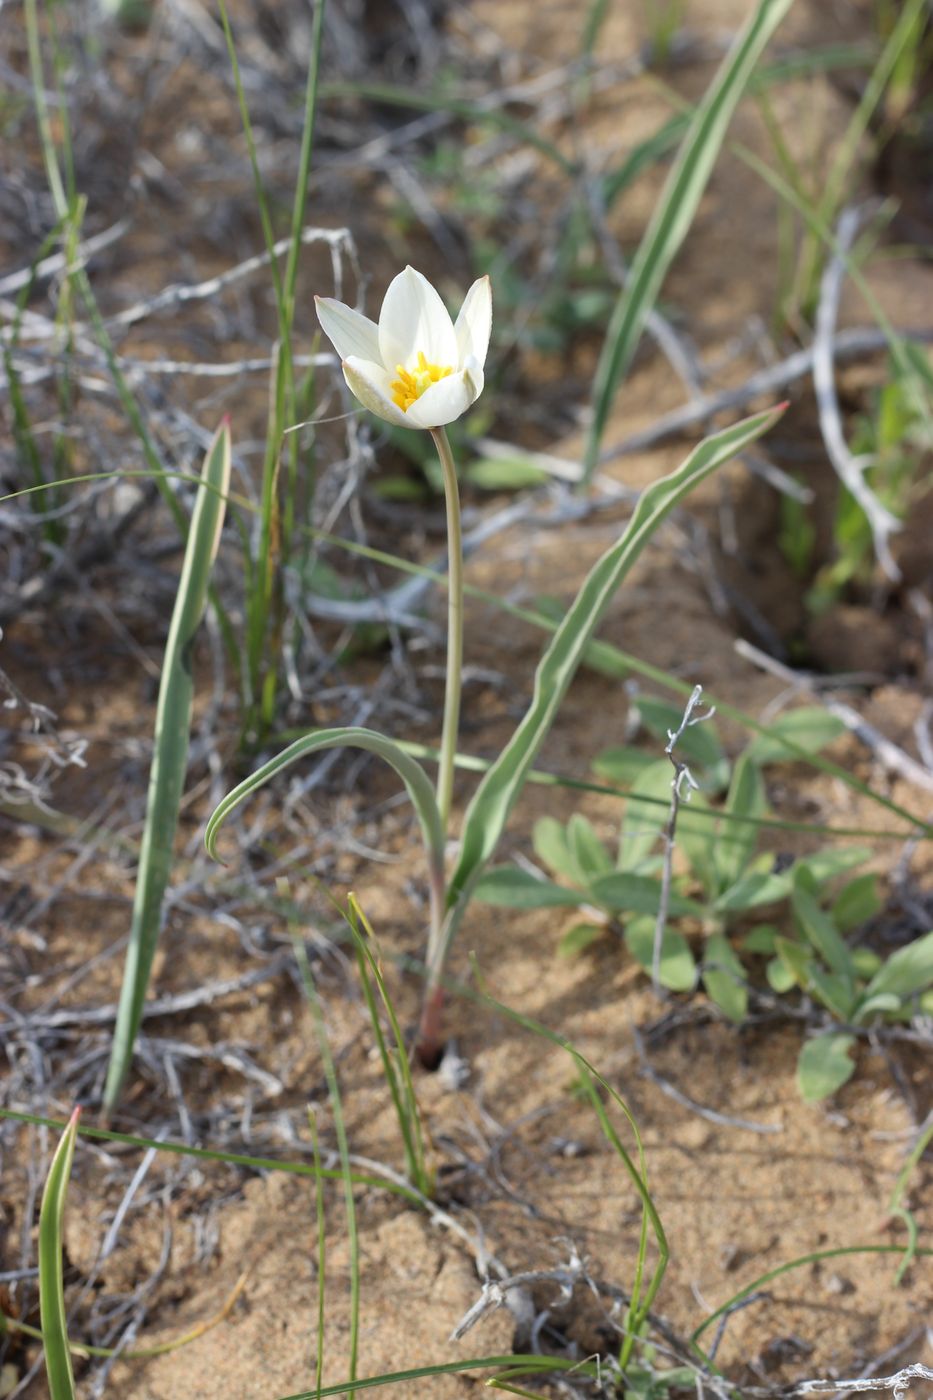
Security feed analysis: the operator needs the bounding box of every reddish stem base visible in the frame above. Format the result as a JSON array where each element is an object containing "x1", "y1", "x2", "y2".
[{"x1": 414, "y1": 984, "x2": 446, "y2": 1069}]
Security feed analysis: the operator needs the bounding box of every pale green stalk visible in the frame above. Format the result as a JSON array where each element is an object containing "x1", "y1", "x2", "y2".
[
  {"x1": 217, "y1": 0, "x2": 327, "y2": 735},
  {"x1": 23, "y1": 0, "x2": 66, "y2": 213},
  {"x1": 582, "y1": 0, "x2": 792, "y2": 483},
  {"x1": 413, "y1": 407, "x2": 785, "y2": 1060},
  {"x1": 430, "y1": 428, "x2": 464, "y2": 834},
  {"x1": 38, "y1": 1107, "x2": 80, "y2": 1400},
  {"x1": 308, "y1": 1112, "x2": 327, "y2": 1398},
  {"x1": 103, "y1": 424, "x2": 232, "y2": 1115}
]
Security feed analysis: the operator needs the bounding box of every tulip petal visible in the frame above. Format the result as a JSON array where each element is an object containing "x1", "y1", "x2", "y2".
[
  {"x1": 403, "y1": 366, "x2": 480, "y2": 430},
  {"x1": 342, "y1": 356, "x2": 412, "y2": 427},
  {"x1": 378, "y1": 266, "x2": 458, "y2": 373},
  {"x1": 454, "y1": 276, "x2": 492, "y2": 370},
  {"x1": 315, "y1": 297, "x2": 381, "y2": 364}
]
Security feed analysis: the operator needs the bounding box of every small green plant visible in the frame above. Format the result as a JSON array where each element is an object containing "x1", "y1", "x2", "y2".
[
  {"x1": 771, "y1": 894, "x2": 933, "y2": 1101},
  {"x1": 475, "y1": 696, "x2": 933, "y2": 1099},
  {"x1": 207, "y1": 265, "x2": 786, "y2": 1069},
  {"x1": 475, "y1": 700, "x2": 837, "y2": 992},
  {"x1": 807, "y1": 348, "x2": 933, "y2": 610}
]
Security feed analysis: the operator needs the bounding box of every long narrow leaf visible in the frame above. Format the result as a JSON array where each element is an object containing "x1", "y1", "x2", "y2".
[
  {"x1": 2, "y1": 1108, "x2": 420, "y2": 1201},
  {"x1": 103, "y1": 421, "x2": 232, "y2": 1115},
  {"x1": 441, "y1": 405, "x2": 785, "y2": 970},
  {"x1": 205, "y1": 727, "x2": 444, "y2": 879},
  {"x1": 38, "y1": 1107, "x2": 80, "y2": 1400},
  {"x1": 582, "y1": 0, "x2": 792, "y2": 482}
]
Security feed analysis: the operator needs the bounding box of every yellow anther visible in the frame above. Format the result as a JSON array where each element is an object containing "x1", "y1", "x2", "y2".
[{"x1": 390, "y1": 350, "x2": 453, "y2": 411}]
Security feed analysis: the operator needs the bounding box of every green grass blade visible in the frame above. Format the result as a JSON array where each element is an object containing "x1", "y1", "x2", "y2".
[
  {"x1": 443, "y1": 406, "x2": 785, "y2": 960},
  {"x1": 0, "y1": 1109, "x2": 421, "y2": 1201},
  {"x1": 581, "y1": 0, "x2": 792, "y2": 483},
  {"x1": 737, "y1": 142, "x2": 933, "y2": 431},
  {"x1": 464, "y1": 969, "x2": 668, "y2": 1356},
  {"x1": 103, "y1": 422, "x2": 232, "y2": 1115},
  {"x1": 795, "y1": 0, "x2": 926, "y2": 314},
  {"x1": 308, "y1": 1112, "x2": 327, "y2": 1397},
  {"x1": 289, "y1": 923, "x2": 360, "y2": 1394},
  {"x1": 274, "y1": 1354, "x2": 596, "y2": 1400},
  {"x1": 888, "y1": 1114, "x2": 933, "y2": 1286},
  {"x1": 689, "y1": 1243, "x2": 933, "y2": 1355},
  {"x1": 390, "y1": 738, "x2": 925, "y2": 842},
  {"x1": 38, "y1": 1107, "x2": 80, "y2": 1400},
  {"x1": 218, "y1": 0, "x2": 326, "y2": 733},
  {"x1": 4, "y1": 274, "x2": 64, "y2": 543},
  {"x1": 346, "y1": 895, "x2": 432, "y2": 1195},
  {"x1": 205, "y1": 726, "x2": 445, "y2": 880}
]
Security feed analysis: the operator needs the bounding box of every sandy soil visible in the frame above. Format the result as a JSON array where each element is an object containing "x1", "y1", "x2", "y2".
[{"x1": 1, "y1": 0, "x2": 931, "y2": 1397}]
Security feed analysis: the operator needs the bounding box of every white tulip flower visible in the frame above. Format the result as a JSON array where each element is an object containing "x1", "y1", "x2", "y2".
[{"x1": 315, "y1": 266, "x2": 491, "y2": 431}]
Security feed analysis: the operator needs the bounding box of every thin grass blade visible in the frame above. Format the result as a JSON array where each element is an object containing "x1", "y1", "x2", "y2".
[
  {"x1": 103, "y1": 421, "x2": 232, "y2": 1115},
  {"x1": 442, "y1": 405, "x2": 785, "y2": 970},
  {"x1": 581, "y1": 0, "x2": 793, "y2": 483},
  {"x1": 346, "y1": 895, "x2": 432, "y2": 1195},
  {"x1": 38, "y1": 1107, "x2": 80, "y2": 1400},
  {"x1": 1, "y1": 1107, "x2": 421, "y2": 1201}
]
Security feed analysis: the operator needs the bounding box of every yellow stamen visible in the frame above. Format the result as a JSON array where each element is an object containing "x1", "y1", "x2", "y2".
[{"x1": 390, "y1": 349, "x2": 453, "y2": 412}]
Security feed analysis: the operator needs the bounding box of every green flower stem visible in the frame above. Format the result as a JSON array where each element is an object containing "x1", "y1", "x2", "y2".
[
  {"x1": 413, "y1": 426, "x2": 463, "y2": 1068},
  {"x1": 418, "y1": 860, "x2": 448, "y2": 1067},
  {"x1": 431, "y1": 426, "x2": 464, "y2": 836}
]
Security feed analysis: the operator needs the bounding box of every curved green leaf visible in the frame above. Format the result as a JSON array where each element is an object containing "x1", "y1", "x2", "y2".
[
  {"x1": 39, "y1": 1107, "x2": 80, "y2": 1400},
  {"x1": 714, "y1": 869, "x2": 792, "y2": 913},
  {"x1": 861, "y1": 929, "x2": 933, "y2": 1003},
  {"x1": 618, "y1": 761, "x2": 676, "y2": 872},
  {"x1": 473, "y1": 865, "x2": 586, "y2": 909},
  {"x1": 798, "y1": 1033, "x2": 856, "y2": 1102},
  {"x1": 582, "y1": 0, "x2": 793, "y2": 480},
  {"x1": 205, "y1": 727, "x2": 444, "y2": 877},
  {"x1": 792, "y1": 880, "x2": 854, "y2": 977},
  {"x1": 702, "y1": 932, "x2": 748, "y2": 1023},
  {"x1": 532, "y1": 816, "x2": 583, "y2": 883},
  {"x1": 625, "y1": 917, "x2": 696, "y2": 992},
  {"x1": 746, "y1": 706, "x2": 846, "y2": 764},
  {"x1": 567, "y1": 813, "x2": 612, "y2": 878},
  {"x1": 713, "y1": 752, "x2": 765, "y2": 893},
  {"x1": 590, "y1": 871, "x2": 704, "y2": 919},
  {"x1": 442, "y1": 406, "x2": 785, "y2": 969}
]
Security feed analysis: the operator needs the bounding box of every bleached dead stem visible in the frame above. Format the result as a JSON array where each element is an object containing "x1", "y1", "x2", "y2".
[
  {"x1": 793, "y1": 1364, "x2": 933, "y2": 1398},
  {"x1": 735, "y1": 639, "x2": 933, "y2": 795},
  {"x1": 600, "y1": 326, "x2": 933, "y2": 463},
  {"x1": 651, "y1": 684, "x2": 714, "y2": 996},
  {"x1": 813, "y1": 206, "x2": 901, "y2": 581}
]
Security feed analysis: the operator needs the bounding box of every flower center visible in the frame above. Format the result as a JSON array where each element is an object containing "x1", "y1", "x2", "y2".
[{"x1": 390, "y1": 350, "x2": 453, "y2": 412}]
